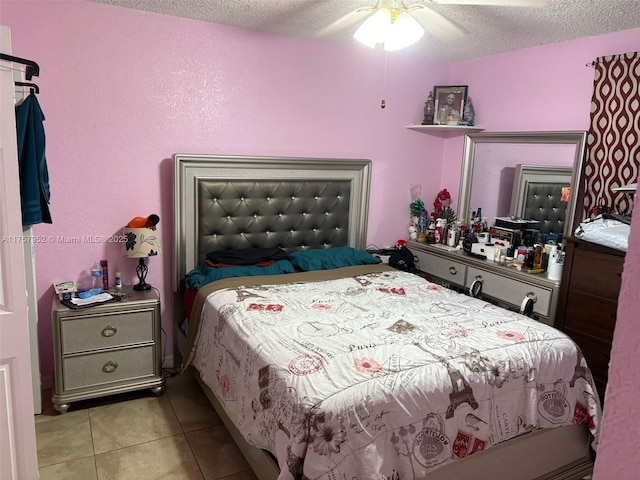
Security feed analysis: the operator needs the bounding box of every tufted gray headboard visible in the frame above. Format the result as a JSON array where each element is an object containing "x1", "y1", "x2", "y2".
[
  {"x1": 510, "y1": 164, "x2": 573, "y2": 236},
  {"x1": 173, "y1": 154, "x2": 372, "y2": 291}
]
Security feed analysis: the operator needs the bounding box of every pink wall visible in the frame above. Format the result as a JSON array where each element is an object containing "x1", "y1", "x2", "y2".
[
  {"x1": 0, "y1": 0, "x2": 450, "y2": 382},
  {"x1": 2, "y1": 1, "x2": 639, "y2": 475},
  {"x1": 442, "y1": 30, "x2": 640, "y2": 208}
]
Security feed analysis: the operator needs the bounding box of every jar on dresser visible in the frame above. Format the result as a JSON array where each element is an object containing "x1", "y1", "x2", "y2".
[{"x1": 51, "y1": 286, "x2": 165, "y2": 413}]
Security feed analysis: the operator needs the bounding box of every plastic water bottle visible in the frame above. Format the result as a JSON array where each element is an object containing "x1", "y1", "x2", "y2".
[{"x1": 91, "y1": 261, "x2": 103, "y2": 292}]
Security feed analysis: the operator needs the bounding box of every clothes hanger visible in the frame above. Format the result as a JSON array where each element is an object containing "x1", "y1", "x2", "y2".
[
  {"x1": 0, "y1": 53, "x2": 40, "y2": 79},
  {"x1": 14, "y1": 81, "x2": 39, "y2": 94}
]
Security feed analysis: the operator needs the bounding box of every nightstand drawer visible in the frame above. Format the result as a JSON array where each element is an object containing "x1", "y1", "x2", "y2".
[
  {"x1": 466, "y1": 266, "x2": 552, "y2": 317},
  {"x1": 63, "y1": 346, "x2": 155, "y2": 390},
  {"x1": 61, "y1": 310, "x2": 154, "y2": 353},
  {"x1": 414, "y1": 250, "x2": 467, "y2": 286}
]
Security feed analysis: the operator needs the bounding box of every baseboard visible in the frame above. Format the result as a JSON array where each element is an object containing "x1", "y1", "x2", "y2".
[
  {"x1": 41, "y1": 375, "x2": 53, "y2": 390},
  {"x1": 162, "y1": 355, "x2": 174, "y2": 369}
]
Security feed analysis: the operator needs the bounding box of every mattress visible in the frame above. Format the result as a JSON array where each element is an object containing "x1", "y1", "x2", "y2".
[{"x1": 185, "y1": 265, "x2": 600, "y2": 480}]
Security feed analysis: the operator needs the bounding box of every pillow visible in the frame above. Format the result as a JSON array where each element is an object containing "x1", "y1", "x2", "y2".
[
  {"x1": 206, "y1": 247, "x2": 288, "y2": 266},
  {"x1": 289, "y1": 246, "x2": 381, "y2": 272},
  {"x1": 185, "y1": 259, "x2": 295, "y2": 290}
]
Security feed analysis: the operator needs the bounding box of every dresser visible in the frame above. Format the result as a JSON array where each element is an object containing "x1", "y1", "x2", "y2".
[
  {"x1": 51, "y1": 286, "x2": 165, "y2": 413},
  {"x1": 554, "y1": 237, "x2": 624, "y2": 403},
  {"x1": 408, "y1": 241, "x2": 561, "y2": 326}
]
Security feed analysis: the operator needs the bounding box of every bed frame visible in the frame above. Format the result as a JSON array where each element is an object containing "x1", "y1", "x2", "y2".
[{"x1": 173, "y1": 154, "x2": 594, "y2": 480}]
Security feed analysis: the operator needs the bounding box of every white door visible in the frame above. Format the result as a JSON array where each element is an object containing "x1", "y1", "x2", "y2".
[{"x1": 0, "y1": 25, "x2": 39, "y2": 480}]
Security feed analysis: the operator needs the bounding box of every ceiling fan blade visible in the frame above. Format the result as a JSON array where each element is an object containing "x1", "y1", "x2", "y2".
[
  {"x1": 410, "y1": 5, "x2": 467, "y2": 40},
  {"x1": 428, "y1": 0, "x2": 547, "y2": 6},
  {"x1": 315, "y1": 7, "x2": 374, "y2": 38}
]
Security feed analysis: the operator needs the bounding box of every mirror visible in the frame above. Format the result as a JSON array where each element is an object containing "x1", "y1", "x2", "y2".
[
  {"x1": 458, "y1": 131, "x2": 587, "y2": 242},
  {"x1": 510, "y1": 164, "x2": 573, "y2": 236}
]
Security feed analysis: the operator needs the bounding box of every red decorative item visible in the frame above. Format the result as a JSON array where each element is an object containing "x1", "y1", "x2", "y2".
[
  {"x1": 433, "y1": 188, "x2": 451, "y2": 215},
  {"x1": 396, "y1": 239, "x2": 407, "y2": 248}
]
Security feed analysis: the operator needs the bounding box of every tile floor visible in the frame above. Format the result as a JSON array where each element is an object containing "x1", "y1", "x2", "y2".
[
  {"x1": 35, "y1": 367, "x2": 258, "y2": 480},
  {"x1": 35, "y1": 370, "x2": 595, "y2": 480}
]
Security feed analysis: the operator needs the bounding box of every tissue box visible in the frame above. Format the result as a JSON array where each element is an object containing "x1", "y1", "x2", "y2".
[
  {"x1": 472, "y1": 242, "x2": 509, "y2": 260},
  {"x1": 471, "y1": 242, "x2": 495, "y2": 258},
  {"x1": 53, "y1": 281, "x2": 77, "y2": 300},
  {"x1": 495, "y1": 217, "x2": 539, "y2": 230}
]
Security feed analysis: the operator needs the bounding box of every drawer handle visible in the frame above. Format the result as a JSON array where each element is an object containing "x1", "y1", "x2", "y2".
[
  {"x1": 101, "y1": 325, "x2": 117, "y2": 337},
  {"x1": 449, "y1": 266, "x2": 457, "y2": 275},
  {"x1": 520, "y1": 293, "x2": 537, "y2": 317},
  {"x1": 102, "y1": 361, "x2": 118, "y2": 373},
  {"x1": 469, "y1": 278, "x2": 483, "y2": 298}
]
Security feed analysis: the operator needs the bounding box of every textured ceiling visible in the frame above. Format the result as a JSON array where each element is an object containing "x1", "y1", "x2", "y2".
[{"x1": 88, "y1": 0, "x2": 640, "y2": 61}]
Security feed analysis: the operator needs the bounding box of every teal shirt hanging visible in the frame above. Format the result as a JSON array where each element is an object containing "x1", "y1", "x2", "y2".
[{"x1": 15, "y1": 92, "x2": 51, "y2": 225}]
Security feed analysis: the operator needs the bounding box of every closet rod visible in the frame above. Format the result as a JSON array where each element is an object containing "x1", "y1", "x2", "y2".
[{"x1": 0, "y1": 53, "x2": 40, "y2": 79}]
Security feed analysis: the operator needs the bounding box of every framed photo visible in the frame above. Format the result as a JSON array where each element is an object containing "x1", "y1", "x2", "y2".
[{"x1": 433, "y1": 85, "x2": 468, "y2": 125}]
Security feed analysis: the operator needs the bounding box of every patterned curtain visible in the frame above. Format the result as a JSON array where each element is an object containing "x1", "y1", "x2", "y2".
[{"x1": 584, "y1": 52, "x2": 640, "y2": 217}]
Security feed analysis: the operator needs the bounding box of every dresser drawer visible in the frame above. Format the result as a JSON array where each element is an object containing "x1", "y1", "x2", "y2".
[
  {"x1": 63, "y1": 345, "x2": 155, "y2": 390},
  {"x1": 61, "y1": 309, "x2": 154, "y2": 353},
  {"x1": 465, "y1": 266, "x2": 553, "y2": 317},
  {"x1": 564, "y1": 291, "x2": 618, "y2": 341},
  {"x1": 570, "y1": 248, "x2": 623, "y2": 300},
  {"x1": 414, "y1": 250, "x2": 467, "y2": 286},
  {"x1": 563, "y1": 329, "x2": 611, "y2": 387}
]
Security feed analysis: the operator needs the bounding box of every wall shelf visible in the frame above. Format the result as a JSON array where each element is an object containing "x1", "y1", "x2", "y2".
[{"x1": 406, "y1": 124, "x2": 485, "y2": 137}]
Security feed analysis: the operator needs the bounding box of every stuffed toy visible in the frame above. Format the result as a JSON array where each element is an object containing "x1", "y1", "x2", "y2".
[{"x1": 389, "y1": 243, "x2": 416, "y2": 271}]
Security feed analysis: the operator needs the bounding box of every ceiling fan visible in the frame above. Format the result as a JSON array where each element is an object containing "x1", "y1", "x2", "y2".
[{"x1": 318, "y1": 0, "x2": 548, "y2": 51}]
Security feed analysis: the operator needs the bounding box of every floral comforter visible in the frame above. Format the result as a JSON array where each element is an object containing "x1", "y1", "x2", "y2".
[{"x1": 188, "y1": 266, "x2": 600, "y2": 480}]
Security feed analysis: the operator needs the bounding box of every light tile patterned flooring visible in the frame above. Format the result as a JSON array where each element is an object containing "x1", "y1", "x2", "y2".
[{"x1": 35, "y1": 368, "x2": 258, "y2": 480}]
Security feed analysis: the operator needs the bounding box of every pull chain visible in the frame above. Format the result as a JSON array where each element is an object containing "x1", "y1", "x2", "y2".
[{"x1": 381, "y1": 51, "x2": 388, "y2": 109}]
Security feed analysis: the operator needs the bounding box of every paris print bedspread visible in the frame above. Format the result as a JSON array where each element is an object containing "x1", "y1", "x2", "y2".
[{"x1": 189, "y1": 268, "x2": 600, "y2": 480}]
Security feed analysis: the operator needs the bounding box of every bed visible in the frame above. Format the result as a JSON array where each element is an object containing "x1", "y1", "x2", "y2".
[{"x1": 173, "y1": 154, "x2": 600, "y2": 480}]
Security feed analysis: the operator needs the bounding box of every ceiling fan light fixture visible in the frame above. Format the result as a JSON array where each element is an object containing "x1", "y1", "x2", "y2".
[
  {"x1": 353, "y1": 7, "x2": 424, "y2": 51},
  {"x1": 353, "y1": 8, "x2": 392, "y2": 48},
  {"x1": 383, "y1": 12, "x2": 424, "y2": 51}
]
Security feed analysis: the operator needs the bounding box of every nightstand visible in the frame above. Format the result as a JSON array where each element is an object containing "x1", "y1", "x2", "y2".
[{"x1": 51, "y1": 286, "x2": 165, "y2": 413}]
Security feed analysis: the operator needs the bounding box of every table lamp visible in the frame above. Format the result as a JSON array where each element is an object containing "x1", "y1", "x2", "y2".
[{"x1": 122, "y1": 223, "x2": 161, "y2": 291}]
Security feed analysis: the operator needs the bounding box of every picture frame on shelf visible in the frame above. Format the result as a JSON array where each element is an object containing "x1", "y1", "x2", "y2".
[{"x1": 433, "y1": 85, "x2": 468, "y2": 126}]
